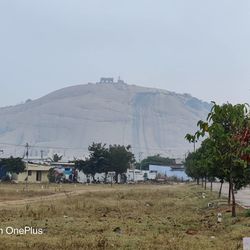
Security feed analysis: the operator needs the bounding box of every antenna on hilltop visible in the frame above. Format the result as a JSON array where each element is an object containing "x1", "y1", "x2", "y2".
[{"x1": 117, "y1": 76, "x2": 125, "y2": 84}]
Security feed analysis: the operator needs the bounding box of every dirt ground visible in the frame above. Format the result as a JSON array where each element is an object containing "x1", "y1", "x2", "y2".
[
  {"x1": 0, "y1": 183, "x2": 248, "y2": 249},
  {"x1": 0, "y1": 183, "x2": 174, "y2": 208}
]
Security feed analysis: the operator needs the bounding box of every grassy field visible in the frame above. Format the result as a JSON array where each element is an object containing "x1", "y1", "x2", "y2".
[{"x1": 0, "y1": 183, "x2": 248, "y2": 249}]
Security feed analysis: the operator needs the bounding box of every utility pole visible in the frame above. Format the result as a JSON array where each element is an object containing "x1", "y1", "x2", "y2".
[
  {"x1": 40, "y1": 150, "x2": 44, "y2": 161},
  {"x1": 25, "y1": 143, "x2": 30, "y2": 189},
  {"x1": 25, "y1": 143, "x2": 30, "y2": 161},
  {"x1": 139, "y1": 152, "x2": 143, "y2": 171}
]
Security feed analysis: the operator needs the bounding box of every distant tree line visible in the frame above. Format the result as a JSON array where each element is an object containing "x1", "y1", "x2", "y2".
[
  {"x1": 75, "y1": 143, "x2": 135, "y2": 183},
  {"x1": 185, "y1": 102, "x2": 250, "y2": 217},
  {"x1": 136, "y1": 154, "x2": 176, "y2": 170}
]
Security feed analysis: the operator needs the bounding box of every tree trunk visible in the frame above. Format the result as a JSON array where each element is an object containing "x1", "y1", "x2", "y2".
[
  {"x1": 231, "y1": 182, "x2": 236, "y2": 217},
  {"x1": 115, "y1": 172, "x2": 119, "y2": 183},
  {"x1": 218, "y1": 181, "x2": 223, "y2": 198},
  {"x1": 228, "y1": 182, "x2": 231, "y2": 205},
  {"x1": 210, "y1": 181, "x2": 213, "y2": 192},
  {"x1": 204, "y1": 177, "x2": 207, "y2": 190},
  {"x1": 197, "y1": 178, "x2": 200, "y2": 185},
  {"x1": 201, "y1": 178, "x2": 204, "y2": 188},
  {"x1": 104, "y1": 172, "x2": 107, "y2": 183}
]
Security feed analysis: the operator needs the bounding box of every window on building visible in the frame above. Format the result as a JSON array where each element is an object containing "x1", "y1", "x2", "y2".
[{"x1": 28, "y1": 170, "x2": 32, "y2": 176}]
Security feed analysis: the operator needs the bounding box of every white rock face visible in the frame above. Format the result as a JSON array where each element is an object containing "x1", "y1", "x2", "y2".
[{"x1": 0, "y1": 83, "x2": 211, "y2": 159}]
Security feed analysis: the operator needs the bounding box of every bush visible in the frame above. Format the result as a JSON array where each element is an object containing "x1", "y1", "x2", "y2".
[
  {"x1": 1, "y1": 175, "x2": 11, "y2": 182},
  {"x1": 245, "y1": 210, "x2": 250, "y2": 217},
  {"x1": 47, "y1": 168, "x2": 56, "y2": 183}
]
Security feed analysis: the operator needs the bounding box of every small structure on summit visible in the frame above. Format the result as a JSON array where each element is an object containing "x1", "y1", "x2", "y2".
[
  {"x1": 99, "y1": 77, "x2": 114, "y2": 84},
  {"x1": 97, "y1": 77, "x2": 126, "y2": 84}
]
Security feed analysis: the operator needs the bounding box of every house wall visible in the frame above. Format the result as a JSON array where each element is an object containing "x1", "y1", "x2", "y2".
[
  {"x1": 77, "y1": 171, "x2": 106, "y2": 183},
  {"x1": 77, "y1": 169, "x2": 157, "y2": 183},
  {"x1": 13, "y1": 170, "x2": 49, "y2": 183},
  {"x1": 126, "y1": 170, "x2": 144, "y2": 182},
  {"x1": 142, "y1": 170, "x2": 157, "y2": 180},
  {"x1": 149, "y1": 164, "x2": 190, "y2": 181}
]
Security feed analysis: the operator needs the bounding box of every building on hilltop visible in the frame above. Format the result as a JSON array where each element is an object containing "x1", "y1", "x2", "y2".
[
  {"x1": 97, "y1": 77, "x2": 126, "y2": 84},
  {"x1": 99, "y1": 77, "x2": 114, "y2": 84}
]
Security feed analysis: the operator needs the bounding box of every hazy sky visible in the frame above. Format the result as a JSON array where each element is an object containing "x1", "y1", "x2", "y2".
[{"x1": 0, "y1": 0, "x2": 249, "y2": 107}]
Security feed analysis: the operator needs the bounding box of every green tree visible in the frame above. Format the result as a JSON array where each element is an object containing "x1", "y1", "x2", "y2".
[
  {"x1": 188, "y1": 102, "x2": 250, "y2": 217},
  {"x1": 200, "y1": 139, "x2": 219, "y2": 190},
  {"x1": 185, "y1": 150, "x2": 202, "y2": 184},
  {"x1": 75, "y1": 143, "x2": 109, "y2": 182},
  {"x1": 47, "y1": 168, "x2": 56, "y2": 183},
  {"x1": 50, "y1": 154, "x2": 63, "y2": 162},
  {"x1": 185, "y1": 134, "x2": 198, "y2": 151},
  {"x1": 109, "y1": 145, "x2": 135, "y2": 182},
  {"x1": 75, "y1": 143, "x2": 135, "y2": 183},
  {"x1": 185, "y1": 135, "x2": 226, "y2": 196},
  {"x1": 0, "y1": 157, "x2": 25, "y2": 176},
  {"x1": 138, "y1": 154, "x2": 176, "y2": 170}
]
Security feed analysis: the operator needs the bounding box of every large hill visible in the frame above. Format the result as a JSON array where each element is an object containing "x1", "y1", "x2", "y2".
[{"x1": 0, "y1": 81, "x2": 211, "y2": 159}]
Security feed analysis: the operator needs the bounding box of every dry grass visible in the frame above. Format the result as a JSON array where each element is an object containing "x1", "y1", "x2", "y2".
[
  {"x1": 0, "y1": 183, "x2": 54, "y2": 201},
  {"x1": 0, "y1": 183, "x2": 121, "y2": 201},
  {"x1": 0, "y1": 183, "x2": 248, "y2": 249}
]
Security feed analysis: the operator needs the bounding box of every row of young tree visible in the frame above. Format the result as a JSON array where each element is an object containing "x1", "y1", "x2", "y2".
[
  {"x1": 74, "y1": 142, "x2": 135, "y2": 183},
  {"x1": 185, "y1": 102, "x2": 250, "y2": 217}
]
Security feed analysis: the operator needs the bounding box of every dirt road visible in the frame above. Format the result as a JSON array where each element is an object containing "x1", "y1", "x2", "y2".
[{"x1": 0, "y1": 184, "x2": 175, "y2": 209}]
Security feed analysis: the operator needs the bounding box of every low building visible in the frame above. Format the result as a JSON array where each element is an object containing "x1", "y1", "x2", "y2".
[
  {"x1": 77, "y1": 171, "x2": 106, "y2": 183},
  {"x1": 97, "y1": 77, "x2": 126, "y2": 85},
  {"x1": 126, "y1": 169, "x2": 157, "y2": 182},
  {"x1": 142, "y1": 170, "x2": 157, "y2": 180},
  {"x1": 98, "y1": 77, "x2": 114, "y2": 84},
  {"x1": 50, "y1": 162, "x2": 77, "y2": 182},
  {"x1": 149, "y1": 164, "x2": 190, "y2": 181},
  {"x1": 126, "y1": 169, "x2": 144, "y2": 182},
  {"x1": 12, "y1": 163, "x2": 51, "y2": 183},
  {"x1": 77, "y1": 169, "x2": 157, "y2": 183}
]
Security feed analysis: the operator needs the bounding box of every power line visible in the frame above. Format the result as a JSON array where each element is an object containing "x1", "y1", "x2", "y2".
[
  {"x1": 0, "y1": 141, "x2": 189, "y2": 159},
  {"x1": 0, "y1": 142, "x2": 89, "y2": 150},
  {"x1": 0, "y1": 141, "x2": 189, "y2": 151}
]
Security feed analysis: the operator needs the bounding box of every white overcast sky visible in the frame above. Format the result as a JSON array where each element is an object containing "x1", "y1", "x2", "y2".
[{"x1": 0, "y1": 0, "x2": 249, "y2": 107}]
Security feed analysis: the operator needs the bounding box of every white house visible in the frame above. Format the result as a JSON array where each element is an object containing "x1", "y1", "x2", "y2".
[{"x1": 77, "y1": 169, "x2": 157, "y2": 183}]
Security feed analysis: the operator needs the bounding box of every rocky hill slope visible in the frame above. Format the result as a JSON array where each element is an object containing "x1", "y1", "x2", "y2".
[{"x1": 0, "y1": 82, "x2": 211, "y2": 159}]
